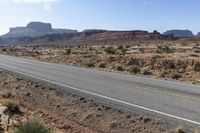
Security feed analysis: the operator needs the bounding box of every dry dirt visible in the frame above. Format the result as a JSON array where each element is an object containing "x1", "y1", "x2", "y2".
[
  {"x1": 1, "y1": 39, "x2": 200, "y2": 84},
  {"x1": 0, "y1": 70, "x2": 179, "y2": 133}
]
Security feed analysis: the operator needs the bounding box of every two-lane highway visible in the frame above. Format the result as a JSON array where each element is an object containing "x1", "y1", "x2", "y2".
[{"x1": 0, "y1": 55, "x2": 200, "y2": 127}]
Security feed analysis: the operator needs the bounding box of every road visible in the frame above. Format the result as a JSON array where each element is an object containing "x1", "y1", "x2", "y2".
[{"x1": 0, "y1": 54, "x2": 200, "y2": 128}]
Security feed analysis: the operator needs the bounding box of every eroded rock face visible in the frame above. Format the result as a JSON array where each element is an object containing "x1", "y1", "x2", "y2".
[
  {"x1": 2, "y1": 22, "x2": 78, "y2": 38},
  {"x1": 163, "y1": 30, "x2": 194, "y2": 37},
  {"x1": 26, "y1": 22, "x2": 53, "y2": 32}
]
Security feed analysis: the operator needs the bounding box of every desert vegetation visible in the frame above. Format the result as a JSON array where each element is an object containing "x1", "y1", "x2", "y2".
[{"x1": 1, "y1": 38, "x2": 200, "y2": 84}]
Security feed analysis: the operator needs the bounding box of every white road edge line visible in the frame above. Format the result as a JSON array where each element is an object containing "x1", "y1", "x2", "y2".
[{"x1": 1, "y1": 65, "x2": 200, "y2": 126}]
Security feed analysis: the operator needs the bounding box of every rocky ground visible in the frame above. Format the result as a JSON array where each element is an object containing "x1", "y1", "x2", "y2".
[
  {"x1": 0, "y1": 70, "x2": 182, "y2": 133},
  {"x1": 1, "y1": 39, "x2": 200, "y2": 84}
]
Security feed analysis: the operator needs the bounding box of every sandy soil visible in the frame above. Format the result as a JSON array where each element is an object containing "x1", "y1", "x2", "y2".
[{"x1": 0, "y1": 70, "x2": 178, "y2": 133}]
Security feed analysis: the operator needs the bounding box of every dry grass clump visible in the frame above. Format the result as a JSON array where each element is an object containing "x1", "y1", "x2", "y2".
[
  {"x1": 176, "y1": 125, "x2": 185, "y2": 133},
  {"x1": 0, "y1": 99, "x2": 20, "y2": 113},
  {"x1": 14, "y1": 120, "x2": 52, "y2": 133}
]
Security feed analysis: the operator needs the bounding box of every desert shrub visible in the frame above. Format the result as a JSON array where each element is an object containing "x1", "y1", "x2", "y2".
[
  {"x1": 2, "y1": 48, "x2": 6, "y2": 52},
  {"x1": 14, "y1": 120, "x2": 52, "y2": 133},
  {"x1": 157, "y1": 45, "x2": 172, "y2": 53},
  {"x1": 143, "y1": 69, "x2": 152, "y2": 75},
  {"x1": 166, "y1": 61, "x2": 176, "y2": 69},
  {"x1": 104, "y1": 46, "x2": 117, "y2": 54},
  {"x1": 139, "y1": 48, "x2": 145, "y2": 53},
  {"x1": 65, "y1": 48, "x2": 71, "y2": 55},
  {"x1": 127, "y1": 58, "x2": 140, "y2": 66},
  {"x1": 159, "y1": 70, "x2": 168, "y2": 78},
  {"x1": 0, "y1": 99, "x2": 19, "y2": 113},
  {"x1": 151, "y1": 55, "x2": 162, "y2": 59},
  {"x1": 121, "y1": 48, "x2": 127, "y2": 55},
  {"x1": 190, "y1": 54, "x2": 199, "y2": 57},
  {"x1": 125, "y1": 45, "x2": 131, "y2": 48},
  {"x1": 194, "y1": 50, "x2": 200, "y2": 53},
  {"x1": 115, "y1": 65, "x2": 124, "y2": 71},
  {"x1": 175, "y1": 125, "x2": 185, "y2": 133},
  {"x1": 101, "y1": 46, "x2": 105, "y2": 49},
  {"x1": 129, "y1": 65, "x2": 140, "y2": 73},
  {"x1": 89, "y1": 47, "x2": 93, "y2": 51},
  {"x1": 98, "y1": 62, "x2": 106, "y2": 68},
  {"x1": 84, "y1": 62, "x2": 95, "y2": 68},
  {"x1": 171, "y1": 73, "x2": 182, "y2": 80},
  {"x1": 118, "y1": 45, "x2": 124, "y2": 50}
]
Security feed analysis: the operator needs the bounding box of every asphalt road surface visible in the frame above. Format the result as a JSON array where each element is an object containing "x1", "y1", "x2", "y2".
[{"x1": 0, "y1": 54, "x2": 200, "y2": 128}]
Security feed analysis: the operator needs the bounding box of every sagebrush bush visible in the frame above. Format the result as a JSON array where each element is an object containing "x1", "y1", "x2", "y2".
[
  {"x1": 65, "y1": 48, "x2": 71, "y2": 55},
  {"x1": 129, "y1": 65, "x2": 140, "y2": 73},
  {"x1": 115, "y1": 65, "x2": 124, "y2": 71},
  {"x1": 143, "y1": 69, "x2": 152, "y2": 75},
  {"x1": 98, "y1": 62, "x2": 106, "y2": 68},
  {"x1": 171, "y1": 73, "x2": 182, "y2": 80},
  {"x1": 104, "y1": 46, "x2": 117, "y2": 54},
  {"x1": 0, "y1": 99, "x2": 19, "y2": 113},
  {"x1": 15, "y1": 120, "x2": 52, "y2": 133}
]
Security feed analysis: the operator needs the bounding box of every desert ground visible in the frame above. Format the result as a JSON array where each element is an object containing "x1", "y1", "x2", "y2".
[
  {"x1": 0, "y1": 70, "x2": 180, "y2": 133},
  {"x1": 1, "y1": 38, "x2": 200, "y2": 84},
  {"x1": 1, "y1": 39, "x2": 200, "y2": 132}
]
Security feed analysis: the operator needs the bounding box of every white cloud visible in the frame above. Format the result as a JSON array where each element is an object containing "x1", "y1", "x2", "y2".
[{"x1": 5, "y1": 0, "x2": 58, "y2": 4}]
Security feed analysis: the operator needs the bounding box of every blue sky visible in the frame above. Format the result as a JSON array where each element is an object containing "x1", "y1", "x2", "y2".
[{"x1": 0, "y1": 0, "x2": 200, "y2": 35}]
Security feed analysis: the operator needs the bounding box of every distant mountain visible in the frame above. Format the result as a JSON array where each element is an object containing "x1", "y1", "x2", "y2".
[
  {"x1": 0, "y1": 30, "x2": 175, "y2": 45},
  {"x1": 197, "y1": 32, "x2": 200, "y2": 37},
  {"x1": 2, "y1": 22, "x2": 78, "y2": 38},
  {"x1": 163, "y1": 30, "x2": 194, "y2": 37}
]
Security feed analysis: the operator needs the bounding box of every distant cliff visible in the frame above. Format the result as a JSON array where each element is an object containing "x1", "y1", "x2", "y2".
[
  {"x1": 163, "y1": 30, "x2": 194, "y2": 37},
  {"x1": 2, "y1": 22, "x2": 78, "y2": 38},
  {"x1": 0, "y1": 30, "x2": 175, "y2": 45}
]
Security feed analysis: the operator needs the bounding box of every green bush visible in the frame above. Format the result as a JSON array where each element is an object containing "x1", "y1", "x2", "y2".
[
  {"x1": 104, "y1": 46, "x2": 117, "y2": 54},
  {"x1": 15, "y1": 120, "x2": 52, "y2": 133},
  {"x1": 157, "y1": 45, "x2": 172, "y2": 53},
  {"x1": 120, "y1": 48, "x2": 127, "y2": 55},
  {"x1": 65, "y1": 48, "x2": 71, "y2": 55}
]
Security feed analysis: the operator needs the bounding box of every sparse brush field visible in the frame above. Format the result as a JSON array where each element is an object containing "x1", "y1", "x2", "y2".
[
  {"x1": 1, "y1": 39, "x2": 200, "y2": 84},
  {"x1": 1, "y1": 39, "x2": 200, "y2": 132},
  {"x1": 0, "y1": 70, "x2": 179, "y2": 133}
]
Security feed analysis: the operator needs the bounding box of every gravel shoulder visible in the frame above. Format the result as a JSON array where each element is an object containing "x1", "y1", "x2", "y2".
[{"x1": 0, "y1": 70, "x2": 178, "y2": 133}]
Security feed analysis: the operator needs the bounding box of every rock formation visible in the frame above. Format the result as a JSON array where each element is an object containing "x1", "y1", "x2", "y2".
[{"x1": 163, "y1": 30, "x2": 194, "y2": 37}]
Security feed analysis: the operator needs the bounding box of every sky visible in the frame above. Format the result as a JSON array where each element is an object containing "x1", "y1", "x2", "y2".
[{"x1": 0, "y1": 0, "x2": 200, "y2": 35}]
